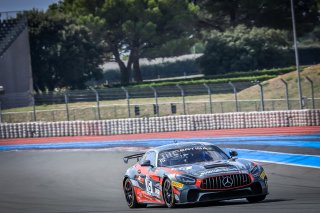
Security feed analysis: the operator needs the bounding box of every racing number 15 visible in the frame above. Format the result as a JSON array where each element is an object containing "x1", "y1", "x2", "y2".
[{"x1": 145, "y1": 177, "x2": 153, "y2": 195}]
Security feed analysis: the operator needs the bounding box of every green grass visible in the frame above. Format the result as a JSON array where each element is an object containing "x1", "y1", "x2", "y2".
[{"x1": 237, "y1": 65, "x2": 320, "y2": 100}]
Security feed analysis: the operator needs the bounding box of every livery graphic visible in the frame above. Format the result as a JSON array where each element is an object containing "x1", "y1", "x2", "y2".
[{"x1": 123, "y1": 142, "x2": 268, "y2": 208}]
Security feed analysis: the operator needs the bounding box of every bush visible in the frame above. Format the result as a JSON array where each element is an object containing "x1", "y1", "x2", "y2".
[
  {"x1": 297, "y1": 47, "x2": 320, "y2": 65},
  {"x1": 197, "y1": 25, "x2": 293, "y2": 75},
  {"x1": 129, "y1": 65, "x2": 308, "y2": 88},
  {"x1": 132, "y1": 75, "x2": 277, "y2": 88},
  {"x1": 101, "y1": 59, "x2": 200, "y2": 84},
  {"x1": 140, "y1": 59, "x2": 199, "y2": 79},
  {"x1": 203, "y1": 66, "x2": 306, "y2": 79}
]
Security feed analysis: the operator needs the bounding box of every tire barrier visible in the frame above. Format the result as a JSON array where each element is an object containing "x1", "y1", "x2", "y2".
[{"x1": 0, "y1": 109, "x2": 319, "y2": 139}]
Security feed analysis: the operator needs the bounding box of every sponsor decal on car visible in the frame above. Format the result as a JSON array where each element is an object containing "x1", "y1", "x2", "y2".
[
  {"x1": 175, "y1": 166, "x2": 193, "y2": 171},
  {"x1": 171, "y1": 181, "x2": 184, "y2": 189},
  {"x1": 136, "y1": 175, "x2": 145, "y2": 184},
  {"x1": 154, "y1": 188, "x2": 161, "y2": 198},
  {"x1": 260, "y1": 170, "x2": 266, "y2": 179},
  {"x1": 196, "y1": 166, "x2": 239, "y2": 176}
]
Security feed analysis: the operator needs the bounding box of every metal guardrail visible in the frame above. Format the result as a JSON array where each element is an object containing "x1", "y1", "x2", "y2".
[{"x1": 1, "y1": 98, "x2": 319, "y2": 123}]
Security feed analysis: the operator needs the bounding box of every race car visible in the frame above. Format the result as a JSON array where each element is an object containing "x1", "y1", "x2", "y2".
[{"x1": 122, "y1": 142, "x2": 268, "y2": 208}]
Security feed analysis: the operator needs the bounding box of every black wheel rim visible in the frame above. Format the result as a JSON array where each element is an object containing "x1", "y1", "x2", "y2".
[
  {"x1": 163, "y1": 180, "x2": 173, "y2": 205},
  {"x1": 124, "y1": 180, "x2": 134, "y2": 206}
]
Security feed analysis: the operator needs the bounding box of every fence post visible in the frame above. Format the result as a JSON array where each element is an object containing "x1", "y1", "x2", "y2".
[
  {"x1": 90, "y1": 87, "x2": 101, "y2": 120},
  {"x1": 149, "y1": 86, "x2": 159, "y2": 116},
  {"x1": 121, "y1": 86, "x2": 131, "y2": 118},
  {"x1": 220, "y1": 102, "x2": 224, "y2": 113},
  {"x1": 228, "y1": 82, "x2": 239, "y2": 112},
  {"x1": 203, "y1": 83, "x2": 213, "y2": 114},
  {"x1": 305, "y1": 76, "x2": 315, "y2": 109},
  {"x1": 30, "y1": 92, "x2": 36, "y2": 121},
  {"x1": 257, "y1": 83, "x2": 265, "y2": 111},
  {"x1": 280, "y1": 79, "x2": 290, "y2": 110},
  {"x1": 176, "y1": 84, "x2": 186, "y2": 115},
  {"x1": 272, "y1": 100, "x2": 275, "y2": 111},
  {"x1": 64, "y1": 90, "x2": 70, "y2": 121}
]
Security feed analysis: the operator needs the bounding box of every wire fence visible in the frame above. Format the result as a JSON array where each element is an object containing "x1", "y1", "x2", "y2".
[{"x1": 0, "y1": 79, "x2": 318, "y2": 123}]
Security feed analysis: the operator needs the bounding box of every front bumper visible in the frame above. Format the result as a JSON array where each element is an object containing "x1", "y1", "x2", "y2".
[{"x1": 176, "y1": 179, "x2": 268, "y2": 203}]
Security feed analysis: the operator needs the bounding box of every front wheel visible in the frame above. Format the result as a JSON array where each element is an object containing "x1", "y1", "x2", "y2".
[
  {"x1": 123, "y1": 178, "x2": 145, "y2": 208},
  {"x1": 163, "y1": 179, "x2": 176, "y2": 208},
  {"x1": 247, "y1": 195, "x2": 266, "y2": 203}
]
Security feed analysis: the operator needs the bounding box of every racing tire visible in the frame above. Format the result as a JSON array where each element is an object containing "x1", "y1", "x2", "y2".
[
  {"x1": 123, "y1": 178, "x2": 146, "y2": 208},
  {"x1": 246, "y1": 195, "x2": 266, "y2": 203},
  {"x1": 162, "y1": 178, "x2": 176, "y2": 208}
]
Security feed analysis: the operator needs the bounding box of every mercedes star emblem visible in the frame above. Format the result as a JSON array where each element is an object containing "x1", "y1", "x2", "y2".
[{"x1": 222, "y1": 176, "x2": 233, "y2": 188}]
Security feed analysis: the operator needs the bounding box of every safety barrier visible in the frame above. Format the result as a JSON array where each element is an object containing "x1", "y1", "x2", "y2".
[{"x1": 0, "y1": 109, "x2": 319, "y2": 139}]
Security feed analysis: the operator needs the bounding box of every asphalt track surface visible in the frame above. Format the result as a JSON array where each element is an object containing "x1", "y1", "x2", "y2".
[{"x1": 0, "y1": 150, "x2": 320, "y2": 213}]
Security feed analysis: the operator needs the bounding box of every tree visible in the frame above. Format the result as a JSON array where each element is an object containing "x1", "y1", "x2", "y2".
[
  {"x1": 25, "y1": 9, "x2": 104, "y2": 91},
  {"x1": 196, "y1": 0, "x2": 320, "y2": 34},
  {"x1": 197, "y1": 25, "x2": 292, "y2": 75},
  {"x1": 140, "y1": 37, "x2": 198, "y2": 59},
  {"x1": 61, "y1": 0, "x2": 198, "y2": 84}
]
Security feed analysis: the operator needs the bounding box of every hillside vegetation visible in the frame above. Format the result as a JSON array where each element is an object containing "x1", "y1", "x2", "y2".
[
  {"x1": 130, "y1": 66, "x2": 304, "y2": 88},
  {"x1": 237, "y1": 64, "x2": 320, "y2": 100}
]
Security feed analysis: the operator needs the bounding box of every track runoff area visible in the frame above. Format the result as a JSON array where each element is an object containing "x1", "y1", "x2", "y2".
[{"x1": 0, "y1": 127, "x2": 319, "y2": 212}]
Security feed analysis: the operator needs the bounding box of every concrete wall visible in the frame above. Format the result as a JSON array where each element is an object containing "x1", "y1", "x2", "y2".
[
  {"x1": 0, "y1": 28, "x2": 33, "y2": 108},
  {"x1": 0, "y1": 110, "x2": 319, "y2": 139}
]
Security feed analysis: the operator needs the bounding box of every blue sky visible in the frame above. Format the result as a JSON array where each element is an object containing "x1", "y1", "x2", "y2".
[{"x1": 0, "y1": 0, "x2": 59, "y2": 12}]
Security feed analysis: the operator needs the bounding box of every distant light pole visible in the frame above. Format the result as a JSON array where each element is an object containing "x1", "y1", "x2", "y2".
[{"x1": 290, "y1": 0, "x2": 303, "y2": 109}]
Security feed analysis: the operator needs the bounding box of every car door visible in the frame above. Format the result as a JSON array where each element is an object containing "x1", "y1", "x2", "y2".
[{"x1": 135, "y1": 151, "x2": 162, "y2": 203}]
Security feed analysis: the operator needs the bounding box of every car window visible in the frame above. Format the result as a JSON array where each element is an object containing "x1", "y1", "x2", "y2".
[
  {"x1": 140, "y1": 151, "x2": 156, "y2": 167},
  {"x1": 158, "y1": 145, "x2": 229, "y2": 167}
]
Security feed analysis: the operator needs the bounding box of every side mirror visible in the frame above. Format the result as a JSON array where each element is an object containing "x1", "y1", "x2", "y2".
[
  {"x1": 141, "y1": 160, "x2": 152, "y2": 167},
  {"x1": 229, "y1": 150, "x2": 238, "y2": 158}
]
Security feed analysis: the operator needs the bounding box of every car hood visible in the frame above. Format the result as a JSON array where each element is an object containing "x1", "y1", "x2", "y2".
[{"x1": 169, "y1": 159, "x2": 251, "y2": 178}]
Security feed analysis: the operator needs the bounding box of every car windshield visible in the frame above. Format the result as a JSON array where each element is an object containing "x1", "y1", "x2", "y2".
[{"x1": 157, "y1": 145, "x2": 229, "y2": 167}]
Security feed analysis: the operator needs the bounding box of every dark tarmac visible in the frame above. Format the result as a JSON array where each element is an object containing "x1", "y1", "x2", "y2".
[{"x1": 0, "y1": 150, "x2": 320, "y2": 213}]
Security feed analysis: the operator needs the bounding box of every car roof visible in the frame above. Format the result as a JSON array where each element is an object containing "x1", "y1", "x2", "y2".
[{"x1": 151, "y1": 142, "x2": 216, "y2": 152}]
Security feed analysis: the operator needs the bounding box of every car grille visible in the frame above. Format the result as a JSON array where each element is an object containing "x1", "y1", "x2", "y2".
[{"x1": 201, "y1": 174, "x2": 251, "y2": 190}]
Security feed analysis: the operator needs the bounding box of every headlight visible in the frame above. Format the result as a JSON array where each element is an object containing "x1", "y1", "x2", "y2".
[
  {"x1": 251, "y1": 165, "x2": 260, "y2": 177},
  {"x1": 249, "y1": 162, "x2": 261, "y2": 177},
  {"x1": 175, "y1": 174, "x2": 196, "y2": 185}
]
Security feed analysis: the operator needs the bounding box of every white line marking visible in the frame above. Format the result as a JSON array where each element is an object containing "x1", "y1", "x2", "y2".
[{"x1": 235, "y1": 148, "x2": 320, "y2": 157}]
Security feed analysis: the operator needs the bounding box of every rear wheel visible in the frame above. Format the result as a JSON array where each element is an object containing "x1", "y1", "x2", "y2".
[
  {"x1": 123, "y1": 178, "x2": 146, "y2": 208},
  {"x1": 247, "y1": 195, "x2": 266, "y2": 203},
  {"x1": 163, "y1": 179, "x2": 176, "y2": 208}
]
